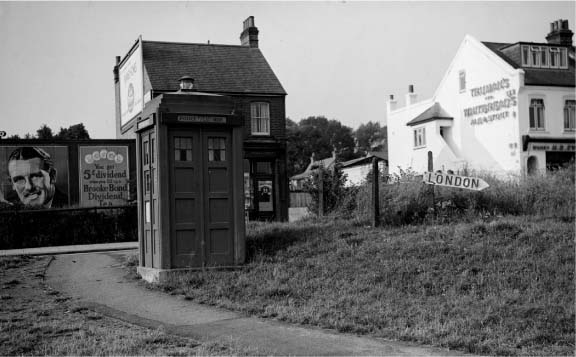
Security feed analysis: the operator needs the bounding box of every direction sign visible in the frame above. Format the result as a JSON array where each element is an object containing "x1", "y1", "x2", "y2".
[{"x1": 423, "y1": 172, "x2": 489, "y2": 191}]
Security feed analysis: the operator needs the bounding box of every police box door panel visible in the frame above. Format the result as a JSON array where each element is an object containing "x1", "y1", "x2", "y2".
[
  {"x1": 203, "y1": 131, "x2": 234, "y2": 266},
  {"x1": 169, "y1": 130, "x2": 203, "y2": 268},
  {"x1": 141, "y1": 130, "x2": 158, "y2": 268}
]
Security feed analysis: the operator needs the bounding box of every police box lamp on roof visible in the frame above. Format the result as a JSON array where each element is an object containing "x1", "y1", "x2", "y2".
[{"x1": 178, "y1": 76, "x2": 195, "y2": 91}]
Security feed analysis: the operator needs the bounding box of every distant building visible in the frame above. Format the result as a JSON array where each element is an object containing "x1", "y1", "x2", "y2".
[
  {"x1": 340, "y1": 152, "x2": 387, "y2": 187},
  {"x1": 114, "y1": 17, "x2": 288, "y2": 221},
  {"x1": 289, "y1": 151, "x2": 337, "y2": 190},
  {"x1": 388, "y1": 19, "x2": 575, "y2": 177}
]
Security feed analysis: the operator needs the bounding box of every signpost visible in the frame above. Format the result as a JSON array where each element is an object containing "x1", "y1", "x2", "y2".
[{"x1": 423, "y1": 172, "x2": 489, "y2": 191}]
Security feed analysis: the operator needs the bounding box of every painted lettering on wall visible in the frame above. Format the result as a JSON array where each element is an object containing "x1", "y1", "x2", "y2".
[
  {"x1": 470, "y1": 78, "x2": 510, "y2": 97},
  {"x1": 79, "y1": 146, "x2": 130, "y2": 207},
  {"x1": 530, "y1": 144, "x2": 576, "y2": 152},
  {"x1": 463, "y1": 77, "x2": 517, "y2": 126}
]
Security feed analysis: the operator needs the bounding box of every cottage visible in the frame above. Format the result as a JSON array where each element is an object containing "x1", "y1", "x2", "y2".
[{"x1": 114, "y1": 17, "x2": 288, "y2": 221}]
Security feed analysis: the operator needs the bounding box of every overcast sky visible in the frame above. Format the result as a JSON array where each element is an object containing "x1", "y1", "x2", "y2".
[{"x1": 0, "y1": 1, "x2": 574, "y2": 138}]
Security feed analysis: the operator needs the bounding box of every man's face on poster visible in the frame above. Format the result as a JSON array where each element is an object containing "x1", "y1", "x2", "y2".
[{"x1": 8, "y1": 157, "x2": 55, "y2": 207}]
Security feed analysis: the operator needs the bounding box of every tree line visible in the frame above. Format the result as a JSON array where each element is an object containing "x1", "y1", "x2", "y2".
[
  {"x1": 6, "y1": 119, "x2": 386, "y2": 178},
  {"x1": 286, "y1": 116, "x2": 386, "y2": 177},
  {"x1": 5, "y1": 123, "x2": 90, "y2": 140}
]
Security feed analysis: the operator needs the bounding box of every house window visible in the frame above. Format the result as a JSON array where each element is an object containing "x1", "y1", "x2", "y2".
[
  {"x1": 529, "y1": 99, "x2": 545, "y2": 130},
  {"x1": 251, "y1": 102, "x2": 270, "y2": 135},
  {"x1": 413, "y1": 127, "x2": 426, "y2": 148},
  {"x1": 564, "y1": 100, "x2": 576, "y2": 131},
  {"x1": 521, "y1": 45, "x2": 530, "y2": 66},
  {"x1": 522, "y1": 46, "x2": 568, "y2": 69},
  {"x1": 540, "y1": 47, "x2": 549, "y2": 68},
  {"x1": 530, "y1": 46, "x2": 541, "y2": 67},
  {"x1": 559, "y1": 48, "x2": 568, "y2": 68},
  {"x1": 550, "y1": 48, "x2": 559, "y2": 68},
  {"x1": 459, "y1": 70, "x2": 466, "y2": 92}
]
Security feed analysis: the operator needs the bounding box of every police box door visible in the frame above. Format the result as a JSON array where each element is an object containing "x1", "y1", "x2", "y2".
[{"x1": 169, "y1": 128, "x2": 234, "y2": 268}]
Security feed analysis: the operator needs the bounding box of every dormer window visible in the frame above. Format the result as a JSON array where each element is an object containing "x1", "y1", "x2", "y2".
[
  {"x1": 522, "y1": 45, "x2": 569, "y2": 69},
  {"x1": 550, "y1": 48, "x2": 559, "y2": 68}
]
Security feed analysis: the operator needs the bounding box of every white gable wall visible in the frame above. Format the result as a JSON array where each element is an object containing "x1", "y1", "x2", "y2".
[{"x1": 434, "y1": 35, "x2": 522, "y2": 176}]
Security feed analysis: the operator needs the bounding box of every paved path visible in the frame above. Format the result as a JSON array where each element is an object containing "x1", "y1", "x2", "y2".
[
  {"x1": 46, "y1": 251, "x2": 464, "y2": 356},
  {"x1": 0, "y1": 242, "x2": 138, "y2": 256}
]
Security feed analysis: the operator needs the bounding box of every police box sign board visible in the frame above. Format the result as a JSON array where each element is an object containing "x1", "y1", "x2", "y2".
[
  {"x1": 119, "y1": 38, "x2": 144, "y2": 127},
  {"x1": 80, "y1": 146, "x2": 130, "y2": 207}
]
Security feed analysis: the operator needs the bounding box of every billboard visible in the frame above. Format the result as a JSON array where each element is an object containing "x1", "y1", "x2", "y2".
[
  {"x1": 0, "y1": 146, "x2": 69, "y2": 209},
  {"x1": 119, "y1": 37, "x2": 144, "y2": 127},
  {"x1": 79, "y1": 146, "x2": 130, "y2": 207}
]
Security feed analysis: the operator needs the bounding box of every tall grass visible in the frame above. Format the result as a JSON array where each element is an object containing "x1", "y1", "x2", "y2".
[
  {"x1": 157, "y1": 216, "x2": 574, "y2": 356},
  {"x1": 339, "y1": 163, "x2": 575, "y2": 225}
]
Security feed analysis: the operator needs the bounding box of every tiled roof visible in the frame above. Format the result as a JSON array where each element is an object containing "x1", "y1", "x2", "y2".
[
  {"x1": 406, "y1": 102, "x2": 453, "y2": 126},
  {"x1": 482, "y1": 41, "x2": 575, "y2": 87},
  {"x1": 142, "y1": 41, "x2": 286, "y2": 95}
]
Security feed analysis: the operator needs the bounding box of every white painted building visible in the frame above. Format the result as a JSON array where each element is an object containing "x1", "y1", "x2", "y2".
[{"x1": 388, "y1": 19, "x2": 576, "y2": 177}]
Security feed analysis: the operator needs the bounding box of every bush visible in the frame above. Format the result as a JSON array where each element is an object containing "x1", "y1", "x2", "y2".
[
  {"x1": 303, "y1": 165, "x2": 348, "y2": 216},
  {"x1": 0, "y1": 205, "x2": 137, "y2": 249}
]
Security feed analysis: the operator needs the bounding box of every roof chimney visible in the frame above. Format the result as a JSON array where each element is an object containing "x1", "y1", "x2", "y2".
[
  {"x1": 546, "y1": 19, "x2": 573, "y2": 46},
  {"x1": 406, "y1": 85, "x2": 418, "y2": 106},
  {"x1": 240, "y1": 16, "x2": 259, "y2": 48},
  {"x1": 387, "y1": 94, "x2": 398, "y2": 113}
]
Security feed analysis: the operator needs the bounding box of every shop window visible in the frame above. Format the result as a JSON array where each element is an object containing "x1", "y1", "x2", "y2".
[
  {"x1": 208, "y1": 137, "x2": 226, "y2": 162},
  {"x1": 529, "y1": 99, "x2": 545, "y2": 130},
  {"x1": 459, "y1": 70, "x2": 466, "y2": 92},
  {"x1": 564, "y1": 100, "x2": 576, "y2": 131},
  {"x1": 174, "y1": 137, "x2": 193, "y2": 161},
  {"x1": 413, "y1": 127, "x2": 426, "y2": 148},
  {"x1": 251, "y1": 102, "x2": 270, "y2": 135}
]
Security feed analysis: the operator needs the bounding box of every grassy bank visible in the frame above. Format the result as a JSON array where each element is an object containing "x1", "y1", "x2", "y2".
[
  {"x1": 156, "y1": 216, "x2": 575, "y2": 356},
  {"x1": 0, "y1": 255, "x2": 260, "y2": 356}
]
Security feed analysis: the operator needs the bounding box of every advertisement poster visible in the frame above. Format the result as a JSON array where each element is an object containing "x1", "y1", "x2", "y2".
[
  {"x1": 79, "y1": 146, "x2": 129, "y2": 207},
  {"x1": 0, "y1": 146, "x2": 69, "y2": 210},
  {"x1": 258, "y1": 180, "x2": 273, "y2": 212},
  {"x1": 119, "y1": 39, "x2": 144, "y2": 127}
]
